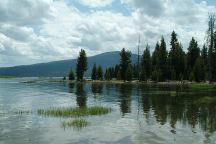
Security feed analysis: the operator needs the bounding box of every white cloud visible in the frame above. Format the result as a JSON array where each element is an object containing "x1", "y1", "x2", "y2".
[
  {"x1": 0, "y1": 0, "x2": 215, "y2": 67},
  {"x1": 78, "y1": 0, "x2": 114, "y2": 8}
]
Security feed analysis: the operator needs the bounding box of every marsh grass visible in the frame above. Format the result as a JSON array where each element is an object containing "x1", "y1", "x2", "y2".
[
  {"x1": 170, "y1": 91, "x2": 177, "y2": 97},
  {"x1": 190, "y1": 83, "x2": 216, "y2": 90},
  {"x1": 61, "y1": 119, "x2": 90, "y2": 129},
  {"x1": 37, "y1": 106, "x2": 112, "y2": 117}
]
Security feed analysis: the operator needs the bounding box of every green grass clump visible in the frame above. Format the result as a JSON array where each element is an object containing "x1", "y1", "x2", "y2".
[
  {"x1": 0, "y1": 76, "x2": 16, "y2": 78},
  {"x1": 170, "y1": 91, "x2": 177, "y2": 97},
  {"x1": 62, "y1": 119, "x2": 89, "y2": 129},
  {"x1": 190, "y1": 83, "x2": 215, "y2": 90},
  {"x1": 37, "y1": 106, "x2": 111, "y2": 117},
  {"x1": 195, "y1": 96, "x2": 216, "y2": 105}
]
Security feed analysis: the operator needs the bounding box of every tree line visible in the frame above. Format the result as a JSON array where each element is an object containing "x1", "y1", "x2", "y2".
[{"x1": 68, "y1": 14, "x2": 216, "y2": 83}]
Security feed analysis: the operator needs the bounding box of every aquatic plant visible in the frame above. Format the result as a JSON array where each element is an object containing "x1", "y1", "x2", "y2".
[
  {"x1": 170, "y1": 91, "x2": 177, "y2": 97},
  {"x1": 61, "y1": 119, "x2": 90, "y2": 129},
  {"x1": 190, "y1": 83, "x2": 216, "y2": 90},
  {"x1": 37, "y1": 106, "x2": 111, "y2": 117}
]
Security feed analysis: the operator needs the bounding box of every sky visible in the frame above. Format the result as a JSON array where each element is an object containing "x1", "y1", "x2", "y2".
[{"x1": 0, "y1": 0, "x2": 215, "y2": 67}]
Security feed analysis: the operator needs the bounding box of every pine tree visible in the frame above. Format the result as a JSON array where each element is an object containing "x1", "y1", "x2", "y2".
[
  {"x1": 168, "y1": 31, "x2": 185, "y2": 80},
  {"x1": 140, "y1": 44, "x2": 151, "y2": 81},
  {"x1": 159, "y1": 36, "x2": 167, "y2": 81},
  {"x1": 193, "y1": 57, "x2": 205, "y2": 82},
  {"x1": 91, "y1": 63, "x2": 97, "y2": 80},
  {"x1": 119, "y1": 48, "x2": 131, "y2": 81},
  {"x1": 207, "y1": 13, "x2": 216, "y2": 82},
  {"x1": 69, "y1": 69, "x2": 75, "y2": 80},
  {"x1": 187, "y1": 37, "x2": 200, "y2": 76},
  {"x1": 76, "y1": 49, "x2": 87, "y2": 81},
  {"x1": 114, "y1": 65, "x2": 120, "y2": 78},
  {"x1": 104, "y1": 68, "x2": 111, "y2": 80},
  {"x1": 126, "y1": 64, "x2": 133, "y2": 81},
  {"x1": 97, "y1": 65, "x2": 103, "y2": 80},
  {"x1": 201, "y1": 45, "x2": 208, "y2": 80},
  {"x1": 152, "y1": 42, "x2": 161, "y2": 81}
]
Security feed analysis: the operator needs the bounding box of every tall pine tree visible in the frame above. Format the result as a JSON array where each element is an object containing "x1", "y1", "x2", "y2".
[
  {"x1": 76, "y1": 49, "x2": 87, "y2": 81},
  {"x1": 119, "y1": 48, "x2": 131, "y2": 81},
  {"x1": 140, "y1": 44, "x2": 151, "y2": 81}
]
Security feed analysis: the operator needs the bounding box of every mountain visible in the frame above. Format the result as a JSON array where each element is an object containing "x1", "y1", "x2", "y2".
[{"x1": 0, "y1": 51, "x2": 138, "y2": 77}]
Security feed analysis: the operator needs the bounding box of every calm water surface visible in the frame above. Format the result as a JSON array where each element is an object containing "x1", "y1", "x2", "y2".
[{"x1": 1, "y1": 78, "x2": 216, "y2": 144}]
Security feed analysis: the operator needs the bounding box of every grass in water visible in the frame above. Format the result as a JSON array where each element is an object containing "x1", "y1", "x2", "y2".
[
  {"x1": 170, "y1": 91, "x2": 177, "y2": 97},
  {"x1": 190, "y1": 83, "x2": 215, "y2": 90},
  {"x1": 37, "y1": 106, "x2": 112, "y2": 117},
  {"x1": 62, "y1": 119, "x2": 90, "y2": 129}
]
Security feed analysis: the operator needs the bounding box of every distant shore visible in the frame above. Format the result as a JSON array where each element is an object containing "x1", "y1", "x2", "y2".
[{"x1": 48, "y1": 79, "x2": 216, "y2": 89}]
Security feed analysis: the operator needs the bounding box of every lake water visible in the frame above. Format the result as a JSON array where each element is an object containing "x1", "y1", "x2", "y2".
[{"x1": 1, "y1": 78, "x2": 216, "y2": 144}]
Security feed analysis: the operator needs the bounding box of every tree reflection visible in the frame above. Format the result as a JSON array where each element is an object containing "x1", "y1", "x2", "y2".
[
  {"x1": 139, "y1": 85, "x2": 216, "y2": 134},
  {"x1": 68, "y1": 83, "x2": 75, "y2": 93},
  {"x1": 75, "y1": 83, "x2": 87, "y2": 108},
  {"x1": 118, "y1": 84, "x2": 132, "y2": 116},
  {"x1": 91, "y1": 83, "x2": 103, "y2": 96}
]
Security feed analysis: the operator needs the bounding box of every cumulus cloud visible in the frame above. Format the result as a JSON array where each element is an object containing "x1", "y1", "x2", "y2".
[
  {"x1": 78, "y1": 0, "x2": 114, "y2": 8},
  {"x1": 0, "y1": 0, "x2": 215, "y2": 67}
]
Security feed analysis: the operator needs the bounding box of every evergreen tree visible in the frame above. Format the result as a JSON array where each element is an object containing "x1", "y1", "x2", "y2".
[
  {"x1": 126, "y1": 64, "x2": 133, "y2": 81},
  {"x1": 97, "y1": 65, "x2": 103, "y2": 80},
  {"x1": 193, "y1": 57, "x2": 205, "y2": 82},
  {"x1": 104, "y1": 68, "x2": 111, "y2": 80},
  {"x1": 201, "y1": 45, "x2": 208, "y2": 80},
  {"x1": 207, "y1": 13, "x2": 216, "y2": 82},
  {"x1": 151, "y1": 42, "x2": 161, "y2": 81},
  {"x1": 91, "y1": 63, "x2": 97, "y2": 80},
  {"x1": 114, "y1": 64, "x2": 120, "y2": 78},
  {"x1": 159, "y1": 36, "x2": 167, "y2": 81},
  {"x1": 140, "y1": 44, "x2": 151, "y2": 81},
  {"x1": 76, "y1": 49, "x2": 87, "y2": 81},
  {"x1": 187, "y1": 37, "x2": 200, "y2": 75},
  {"x1": 69, "y1": 69, "x2": 75, "y2": 80},
  {"x1": 119, "y1": 48, "x2": 131, "y2": 81},
  {"x1": 168, "y1": 31, "x2": 185, "y2": 80}
]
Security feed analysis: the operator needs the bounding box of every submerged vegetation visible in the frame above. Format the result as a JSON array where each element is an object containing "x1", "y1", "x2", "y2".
[
  {"x1": 37, "y1": 106, "x2": 111, "y2": 117},
  {"x1": 61, "y1": 119, "x2": 90, "y2": 129}
]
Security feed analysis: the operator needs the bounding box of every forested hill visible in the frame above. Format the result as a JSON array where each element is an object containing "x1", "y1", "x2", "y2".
[{"x1": 0, "y1": 51, "x2": 138, "y2": 77}]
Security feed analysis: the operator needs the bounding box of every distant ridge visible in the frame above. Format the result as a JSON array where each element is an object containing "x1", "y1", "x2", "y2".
[{"x1": 0, "y1": 51, "x2": 138, "y2": 77}]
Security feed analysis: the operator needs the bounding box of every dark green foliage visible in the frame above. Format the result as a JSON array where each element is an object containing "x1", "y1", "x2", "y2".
[
  {"x1": 140, "y1": 45, "x2": 151, "y2": 81},
  {"x1": 97, "y1": 65, "x2": 103, "y2": 80},
  {"x1": 117, "y1": 70, "x2": 121, "y2": 80},
  {"x1": 187, "y1": 37, "x2": 200, "y2": 80},
  {"x1": 69, "y1": 69, "x2": 75, "y2": 80},
  {"x1": 168, "y1": 31, "x2": 186, "y2": 81},
  {"x1": 104, "y1": 68, "x2": 111, "y2": 80},
  {"x1": 151, "y1": 42, "x2": 161, "y2": 81},
  {"x1": 114, "y1": 64, "x2": 120, "y2": 78},
  {"x1": 91, "y1": 63, "x2": 97, "y2": 80},
  {"x1": 193, "y1": 57, "x2": 205, "y2": 82},
  {"x1": 76, "y1": 49, "x2": 87, "y2": 81},
  {"x1": 207, "y1": 14, "x2": 216, "y2": 82},
  {"x1": 159, "y1": 36, "x2": 168, "y2": 81},
  {"x1": 119, "y1": 48, "x2": 131, "y2": 81},
  {"x1": 133, "y1": 64, "x2": 138, "y2": 79},
  {"x1": 126, "y1": 64, "x2": 133, "y2": 81}
]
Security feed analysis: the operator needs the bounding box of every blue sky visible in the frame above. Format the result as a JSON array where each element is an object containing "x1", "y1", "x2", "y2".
[{"x1": 0, "y1": 0, "x2": 216, "y2": 67}]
